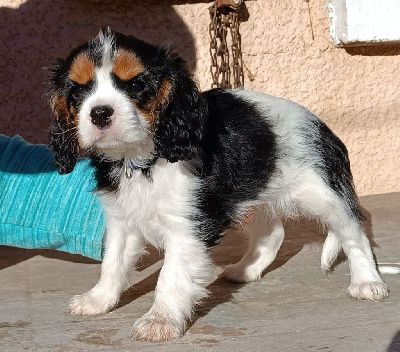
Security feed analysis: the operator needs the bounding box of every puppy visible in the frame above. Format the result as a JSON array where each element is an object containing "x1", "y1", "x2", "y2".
[{"x1": 48, "y1": 28, "x2": 388, "y2": 342}]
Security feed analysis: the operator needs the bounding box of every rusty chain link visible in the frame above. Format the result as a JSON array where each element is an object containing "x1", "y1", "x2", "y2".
[{"x1": 209, "y1": 0, "x2": 245, "y2": 89}]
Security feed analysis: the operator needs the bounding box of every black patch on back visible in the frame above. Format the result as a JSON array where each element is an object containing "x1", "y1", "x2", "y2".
[{"x1": 194, "y1": 89, "x2": 277, "y2": 247}]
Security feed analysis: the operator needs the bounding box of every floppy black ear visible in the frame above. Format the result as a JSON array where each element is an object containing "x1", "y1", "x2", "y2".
[
  {"x1": 47, "y1": 60, "x2": 80, "y2": 174},
  {"x1": 153, "y1": 57, "x2": 208, "y2": 163}
]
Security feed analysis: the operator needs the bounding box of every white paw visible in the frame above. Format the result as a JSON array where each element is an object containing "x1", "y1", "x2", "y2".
[
  {"x1": 132, "y1": 313, "x2": 183, "y2": 342},
  {"x1": 222, "y1": 263, "x2": 261, "y2": 283},
  {"x1": 67, "y1": 291, "x2": 118, "y2": 316},
  {"x1": 347, "y1": 282, "x2": 389, "y2": 301}
]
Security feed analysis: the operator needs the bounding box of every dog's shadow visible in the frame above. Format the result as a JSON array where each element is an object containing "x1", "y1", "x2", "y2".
[{"x1": 194, "y1": 218, "x2": 328, "y2": 323}]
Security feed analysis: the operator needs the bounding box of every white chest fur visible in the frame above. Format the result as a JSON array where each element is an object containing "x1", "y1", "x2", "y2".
[{"x1": 100, "y1": 160, "x2": 199, "y2": 249}]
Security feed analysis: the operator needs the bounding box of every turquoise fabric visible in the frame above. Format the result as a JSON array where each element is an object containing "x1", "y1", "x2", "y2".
[{"x1": 0, "y1": 135, "x2": 105, "y2": 260}]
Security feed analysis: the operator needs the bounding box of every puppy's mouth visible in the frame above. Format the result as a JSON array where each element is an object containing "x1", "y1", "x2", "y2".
[
  {"x1": 93, "y1": 132, "x2": 127, "y2": 148},
  {"x1": 80, "y1": 127, "x2": 154, "y2": 161}
]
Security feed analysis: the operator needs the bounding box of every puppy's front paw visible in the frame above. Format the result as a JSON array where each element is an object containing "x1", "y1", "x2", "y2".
[
  {"x1": 347, "y1": 282, "x2": 389, "y2": 301},
  {"x1": 132, "y1": 313, "x2": 183, "y2": 342},
  {"x1": 67, "y1": 291, "x2": 117, "y2": 316}
]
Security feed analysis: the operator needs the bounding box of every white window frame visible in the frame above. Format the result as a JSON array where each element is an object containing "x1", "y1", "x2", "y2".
[{"x1": 329, "y1": 0, "x2": 400, "y2": 46}]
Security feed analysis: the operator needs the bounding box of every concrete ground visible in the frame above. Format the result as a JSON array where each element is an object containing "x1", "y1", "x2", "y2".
[{"x1": 1, "y1": 193, "x2": 399, "y2": 352}]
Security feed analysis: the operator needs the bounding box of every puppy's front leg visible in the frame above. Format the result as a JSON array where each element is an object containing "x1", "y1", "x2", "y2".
[
  {"x1": 68, "y1": 217, "x2": 146, "y2": 316},
  {"x1": 133, "y1": 233, "x2": 213, "y2": 342}
]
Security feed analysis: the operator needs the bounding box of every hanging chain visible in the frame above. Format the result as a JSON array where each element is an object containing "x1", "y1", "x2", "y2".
[
  {"x1": 209, "y1": 0, "x2": 245, "y2": 89},
  {"x1": 230, "y1": 9, "x2": 245, "y2": 89}
]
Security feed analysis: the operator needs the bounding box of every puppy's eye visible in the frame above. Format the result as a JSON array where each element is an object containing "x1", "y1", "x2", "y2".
[
  {"x1": 72, "y1": 86, "x2": 85, "y2": 95},
  {"x1": 70, "y1": 83, "x2": 87, "y2": 99},
  {"x1": 131, "y1": 79, "x2": 145, "y2": 92}
]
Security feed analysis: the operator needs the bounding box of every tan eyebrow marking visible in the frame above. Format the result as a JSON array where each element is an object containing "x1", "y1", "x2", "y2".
[
  {"x1": 68, "y1": 53, "x2": 95, "y2": 85},
  {"x1": 112, "y1": 49, "x2": 144, "y2": 81}
]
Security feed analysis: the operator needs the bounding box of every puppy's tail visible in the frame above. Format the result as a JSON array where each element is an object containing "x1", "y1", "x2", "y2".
[{"x1": 321, "y1": 231, "x2": 342, "y2": 273}]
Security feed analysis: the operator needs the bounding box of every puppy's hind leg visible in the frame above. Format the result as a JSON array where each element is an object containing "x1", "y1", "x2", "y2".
[
  {"x1": 312, "y1": 192, "x2": 389, "y2": 301},
  {"x1": 290, "y1": 166, "x2": 388, "y2": 301},
  {"x1": 223, "y1": 212, "x2": 284, "y2": 283},
  {"x1": 330, "y1": 216, "x2": 388, "y2": 301}
]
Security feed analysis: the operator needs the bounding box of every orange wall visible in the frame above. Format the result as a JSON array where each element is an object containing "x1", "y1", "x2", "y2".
[{"x1": 1, "y1": 0, "x2": 399, "y2": 195}]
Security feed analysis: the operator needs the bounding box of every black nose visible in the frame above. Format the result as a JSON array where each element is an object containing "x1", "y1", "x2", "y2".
[{"x1": 90, "y1": 105, "x2": 114, "y2": 128}]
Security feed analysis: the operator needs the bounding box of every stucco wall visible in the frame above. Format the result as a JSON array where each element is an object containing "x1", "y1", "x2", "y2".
[{"x1": 1, "y1": 0, "x2": 399, "y2": 195}]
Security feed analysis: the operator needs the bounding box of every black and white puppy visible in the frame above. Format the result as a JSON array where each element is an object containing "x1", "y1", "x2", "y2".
[{"x1": 48, "y1": 28, "x2": 388, "y2": 342}]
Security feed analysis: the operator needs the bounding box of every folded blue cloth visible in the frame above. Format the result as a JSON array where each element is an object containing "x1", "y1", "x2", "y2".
[{"x1": 0, "y1": 135, "x2": 105, "y2": 260}]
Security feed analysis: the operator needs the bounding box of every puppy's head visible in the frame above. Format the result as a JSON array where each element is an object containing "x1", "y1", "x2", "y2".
[{"x1": 48, "y1": 28, "x2": 206, "y2": 174}]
